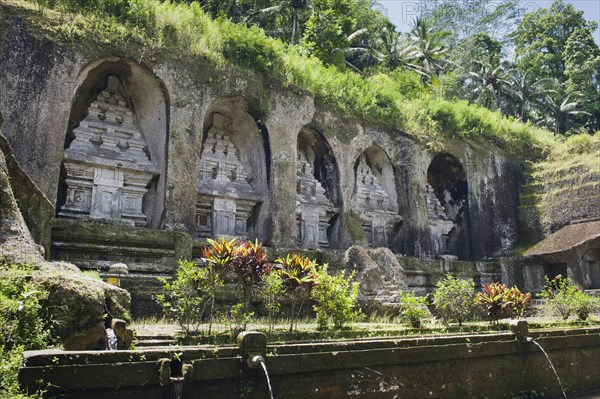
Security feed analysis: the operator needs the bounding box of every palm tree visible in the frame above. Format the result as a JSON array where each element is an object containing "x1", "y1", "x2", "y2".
[
  {"x1": 245, "y1": 0, "x2": 308, "y2": 44},
  {"x1": 467, "y1": 60, "x2": 513, "y2": 110},
  {"x1": 537, "y1": 85, "x2": 590, "y2": 135},
  {"x1": 509, "y1": 70, "x2": 551, "y2": 122},
  {"x1": 404, "y1": 17, "x2": 450, "y2": 85}
]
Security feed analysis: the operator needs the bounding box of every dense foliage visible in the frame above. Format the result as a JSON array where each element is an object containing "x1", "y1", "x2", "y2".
[
  {"x1": 0, "y1": 259, "x2": 52, "y2": 399},
  {"x1": 476, "y1": 282, "x2": 531, "y2": 324},
  {"x1": 311, "y1": 266, "x2": 360, "y2": 330},
  {"x1": 17, "y1": 0, "x2": 565, "y2": 155},
  {"x1": 157, "y1": 245, "x2": 361, "y2": 334},
  {"x1": 432, "y1": 275, "x2": 476, "y2": 327},
  {"x1": 539, "y1": 275, "x2": 599, "y2": 321}
]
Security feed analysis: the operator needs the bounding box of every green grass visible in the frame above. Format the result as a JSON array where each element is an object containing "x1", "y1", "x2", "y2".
[{"x1": 4, "y1": 0, "x2": 555, "y2": 156}]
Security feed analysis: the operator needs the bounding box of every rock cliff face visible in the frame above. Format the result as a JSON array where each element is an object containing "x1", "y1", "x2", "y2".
[{"x1": 0, "y1": 5, "x2": 522, "y2": 267}]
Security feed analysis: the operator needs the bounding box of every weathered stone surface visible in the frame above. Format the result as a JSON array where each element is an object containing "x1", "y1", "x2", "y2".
[
  {"x1": 0, "y1": 123, "x2": 44, "y2": 263},
  {"x1": 18, "y1": 327, "x2": 600, "y2": 399},
  {"x1": 344, "y1": 245, "x2": 383, "y2": 298},
  {"x1": 32, "y1": 270, "x2": 131, "y2": 348},
  {"x1": 59, "y1": 75, "x2": 159, "y2": 227}
]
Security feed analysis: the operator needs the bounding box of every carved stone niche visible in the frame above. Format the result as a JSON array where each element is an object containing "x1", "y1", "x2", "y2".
[
  {"x1": 352, "y1": 155, "x2": 402, "y2": 247},
  {"x1": 58, "y1": 76, "x2": 159, "y2": 227},
  {"x1": 296, "y1": 151, "x2": 337, "y2": 249},
  {"x1": 196, "y1": 113, "x2": 261, "y2": 239},
  {"x1": 425, "y1": 183, "x2": 455, "y2": 255}
]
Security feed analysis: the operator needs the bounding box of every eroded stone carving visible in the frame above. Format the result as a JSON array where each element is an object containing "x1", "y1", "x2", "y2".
[
  {"x1": 196, "y1": 113, "x2": 261, "y2": 239},
  {"x1": 426, "y1": 183, "x2": 455, "y2": 255},
  {"x1": 296, "y1": 151, "x2": 336, "y2": 248},
  {"x1": 352, "y1": 156, "x2": 401, "y2": 247},
  {"x1": 59, "y1": 76, "x2": 159, "y2": 226}
]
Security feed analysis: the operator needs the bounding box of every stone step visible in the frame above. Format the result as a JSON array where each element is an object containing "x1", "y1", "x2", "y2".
[{"x1": 134, "y1": 339, "x2": 177, "y2": 347}]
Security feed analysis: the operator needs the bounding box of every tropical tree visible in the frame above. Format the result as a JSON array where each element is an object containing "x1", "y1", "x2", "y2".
[
  {"x1": 275, "y1": 253, "x2": 319, "y2": 331},
  {"x1": 509, "y1": 70, "x2": 551, "y2": 122},
  {"x1": 404, "y1": 17, "x2": 450, "y2": 85},
  {"x1": 245, "y1": 0, "x2": 309, "y2": 44},
  {"x1": 467, "y1": 60, "x2": 513, "y2": 110},
  {"x1": 511, "y1": 0, "x2": 595, "y2": 81},
  {"x1": 537, "y1": 85, "x2": 589, "y2": 136}
]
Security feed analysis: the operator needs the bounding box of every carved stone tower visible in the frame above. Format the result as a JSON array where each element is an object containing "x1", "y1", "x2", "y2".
[
  {"x1": 58, "y1": 76, "x2": 159, "y2": 226},
  {"x1": 196, "y1": 113, "x2": 261, "y2": 239},
  {"x1": 296, "y1": 151, "x2": 337, "y2": 249},
  {"x1": 352, "y1": 156, "x2": 401, "y2": 247}
]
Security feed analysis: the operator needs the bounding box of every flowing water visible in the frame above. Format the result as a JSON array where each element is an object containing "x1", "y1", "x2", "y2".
[
  {"x1": 173, "y1": 380, "x2": 184, "y2": 399},
  {"x1": 259, "y1": 359, "x2": 274, "y2": 399},
  {"x1": 105, "y1": 328, "x2": 118, "y2": 351},
  {"x1": 530, "y1": 339, "x2": 568, "y2": 399}
]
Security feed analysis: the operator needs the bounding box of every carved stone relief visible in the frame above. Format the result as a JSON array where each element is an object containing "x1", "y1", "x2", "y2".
[
  {"x1": 296, "y1": 151, "x2": 337, "y2": 249},
  {"x1": 352, "y1": 156, "x2": 401, "y2": 247},
  {"x1": 425, "y1": 183, "x2": 455, "y2": 255},
  {"x1": 196, "y1": 113, "x2": 261, "y2": 239},
  {"x1": 59, "y1": 76, "x2": 159, "y2": 226}
]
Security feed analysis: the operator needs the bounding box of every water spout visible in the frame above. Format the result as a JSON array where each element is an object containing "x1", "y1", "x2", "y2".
[
  {"x1": 530, "y1": 338, "x2": 568, "y2": 399},
  {"x1": 105, "y1": 328, "x2": 118, "y2": 351},
  {"x1": 258, "y1": 357, "x2": 274, "y2": 399},
  {"x1": 173, "y1": 379, "x2": 184, "y2": 399}
]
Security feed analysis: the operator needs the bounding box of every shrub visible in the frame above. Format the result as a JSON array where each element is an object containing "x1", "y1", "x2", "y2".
[
  {"x1": 539, "y1": 274, "x2": 598, "y2": 321},
  {"x1": 259, "y1": 270, "x2": 285, "y2": 333},
  {"x1": 432, "y1": 275, "x2": 476, "y2": 327},
  {"x1": 156, "y1": 259, "x2": 214, "y2": 334},
  {"x1": 227, "y1": 240, "x2": 269, "y2": 314},
  {"x1": 476, "y1": 282, "x2": 531, "y2": 324},
  {"x1": 275, "y1": 254, "x2": 319, "y2": 331},
  {"x1": 397, "y1": 292, "x2": 427, "y2": 328},
  {"x1": 0, "y1": 260, "x2": 51, "y2": 399},
  {"x1": 311, "y1": 266, "x2": 360, "y2": 330}
]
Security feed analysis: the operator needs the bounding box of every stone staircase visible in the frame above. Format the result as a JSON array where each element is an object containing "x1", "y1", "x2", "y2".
[{"x1": 131, "y1": 325, "x2": 180, "y2": 348}]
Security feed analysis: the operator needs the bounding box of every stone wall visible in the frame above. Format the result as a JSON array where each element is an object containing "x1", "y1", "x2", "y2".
[
  {"x1": 19, "y1": 326, "x2": 600, "y2": 398},
  {"x1": 0, "y1": 4, "x2": 523, "y2": 282}
]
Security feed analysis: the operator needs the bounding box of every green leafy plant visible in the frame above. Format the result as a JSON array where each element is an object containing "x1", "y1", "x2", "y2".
[
  {"x1": 226, "y1": 303, "x2": 255, "y2": 334},
  {"x1": 571, "y1": 290, "x2": 598, "y2": 321},
  {"x1": 432, "y1": 275, "x2": 476, "y2": 327},
  {"x1": 275, "y1": 253, "x2": 319, "y2": 331},
  {"x1": 0, "y1": 260, "x2": 52, "y2": 399},
  {"x1": 259, "y1": 270, "x2": 285, "y2": 334},
  {"x1": 311, "y1": 266, "x2": 360, "y2": 330},
  {"x1": 539, "y1": 274, "x2": 598, "y2": 321},
  {"x1": 227, "y1": 240, "x2": 269, "y2": 315},
  {"x1": 539, "y1": 274, "x2": 577, "y2": 320},
  {"x1": 156, "y1": 259, "x2": 214, "y2": 334},
  {"x1": 397, "y1": 292, "x2": 427, "y2": 328},
  {"x1": 503, "y1": 286, "x2": 532, "y2": 319},
  {"x1": 476, "y1": 281, "x2": 508, "y2": 324},
  {"x1": 201, "y1": 237, "x2": 236, "y2": 333}
]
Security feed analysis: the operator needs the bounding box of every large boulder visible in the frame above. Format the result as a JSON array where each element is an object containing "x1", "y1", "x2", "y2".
[
  {"x1": 367, "y1": 247, "x2": 408, "y2": 290},
  {"x1": 344, "y1": 245, "x2": 383, "y2": 298}
]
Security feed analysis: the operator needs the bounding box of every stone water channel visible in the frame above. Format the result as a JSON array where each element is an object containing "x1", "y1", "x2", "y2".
[{"x1": 19, "y1": 323, "x2": 600, "y2": 399}]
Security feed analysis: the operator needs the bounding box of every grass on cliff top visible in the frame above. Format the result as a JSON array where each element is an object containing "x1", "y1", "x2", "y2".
[
  {"x1": 531, "y1": 132, "x2": 600, "y2": 179},
  {"x1": 4, "y1": 0, "x2": 554, "y2": 156}
]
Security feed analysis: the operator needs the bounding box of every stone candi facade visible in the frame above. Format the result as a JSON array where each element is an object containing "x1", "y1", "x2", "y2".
[
  {"x1": 58, "y1": 76, "x2": 159, "y2": 227},
  {"x1": 196, "y1": 113, "x2": 261, "y2": 239},
  {"x1": 296, "y1": 151, "x2": 337, "y2": 249},
  {"x1": 352, "y1": 156, "x2": 402, "y2": 248}
]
